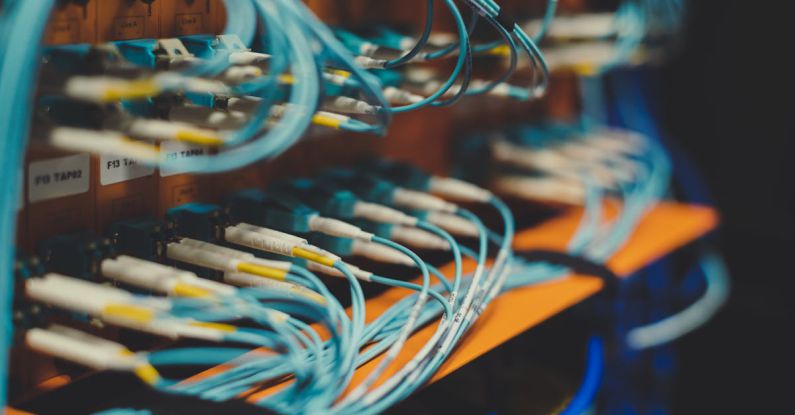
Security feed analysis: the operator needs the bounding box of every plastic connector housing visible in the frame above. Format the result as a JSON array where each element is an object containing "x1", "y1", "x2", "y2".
[
  {"x1": 37, "y1": 231, "x2": 114, "y2": 280},
  {"x1": 358, "y1": 159, "x2": 432, "y2": 191},
  {"x1": 307, "y1": 233, "x2": 354, "y2": 257},
  {"x1": 271, "y1": 179, "x2": 358, "y2": 219},
  {"x1": 166, "y1": 202, "x2": 229, "y2": 243},
  {"x1": 107, "y1": 217, "x2": 175, "y2": 261},
  {"x1": 226, "y1": 189, "x2": 317, "y2": 234}
]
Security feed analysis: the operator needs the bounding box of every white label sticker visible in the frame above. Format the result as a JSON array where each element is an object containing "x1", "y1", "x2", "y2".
[
  {"x1": 28, "y1": 153, "x2": 91, "y2": 203},
  {"x1": 159, "y1": 142, "x2": 207, "y2": 177},
  {"x1": 100, "y1": 154, "x2": 155, "y2": 185}
]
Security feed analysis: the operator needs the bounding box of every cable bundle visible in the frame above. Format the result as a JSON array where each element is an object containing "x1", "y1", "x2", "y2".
[{"x1": 1, "y1": 2, "x2": 725, "y2": 414}]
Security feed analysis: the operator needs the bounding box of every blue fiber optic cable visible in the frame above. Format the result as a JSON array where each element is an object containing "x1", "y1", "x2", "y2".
[
  {"x1": 383, "y1": 0, "x2": 435, "y2": 68},
  {"x1": 0, "y1": 1, "x2": 57, "y2": 408},
  {"x1": 627, "y1": 252, "x2": 729, "y2": 349},
  {"x1": 387, "y1": 0, "x2": 472, "y2": 112},
  {"x1": 560, "y1": 336, "x2": 605, "y2": 415}
]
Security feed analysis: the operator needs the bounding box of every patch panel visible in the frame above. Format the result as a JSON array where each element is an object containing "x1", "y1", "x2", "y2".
[{"x1": 1, "y1": 1, "x2": 727, "y2": 413}]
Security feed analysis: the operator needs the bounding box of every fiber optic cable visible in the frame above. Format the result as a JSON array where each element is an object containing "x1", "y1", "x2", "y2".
[
  {"x1": 344, "y1": 209, "x2": 488, "y2": 414},
  {"x1": 0, "y1": 2, "x2": 58, "y2": 407},
  {"x1": 342, "y1": 236, "x2": 431, "y2": 403},
  {"x1": 337, "y1": 193, "x2": 511, "y2": 413},
  {"x1": 382, "y1": 0, "x2": 435, "y2": 68},
  {"x1": 215, "y1": 224, "x2": 464, "y2": 410},
  {"x1": 627, "y1": 251, "x2": 729, "y2": 349},
  {"x1": 182, "y1": 0, "x2": 258, "y2": 78},
  {"x1": 151, "y1": 0, "x2": 320, "y2": 173},
  {"x1": 385, "y1": 0, "x2": 473, "y2": 112},
  {"x1": 282, "y1": 0, "x2": 390, "y2": 130},
  {"x1": 560, "y1": 336, "x2": 605, "y2": 415}
]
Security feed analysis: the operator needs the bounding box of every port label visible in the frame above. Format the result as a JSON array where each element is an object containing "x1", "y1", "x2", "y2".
[
  {"x1": 28, "y1": 154, "x2": 91, "y2": 203},
  {"x1": 100, "y1": 155, "x2": 155, "y2": 185},
  {"x1": 160, "y1": 142, "x2": 207, "y2": 177}
]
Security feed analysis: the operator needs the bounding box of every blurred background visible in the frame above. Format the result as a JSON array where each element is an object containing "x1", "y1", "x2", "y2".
[{"x1": 661, "y1": 1, "x2": 793, "y2": 412}]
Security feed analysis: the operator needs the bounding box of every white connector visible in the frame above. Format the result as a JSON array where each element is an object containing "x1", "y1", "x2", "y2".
[
  {"x1": 223, "y1": 65, "x2": 263, "y2": 83},
  {"x1": 492, "y1": 140, "x2": 618, "y2": 188},
  {"x1": 153, "y1": 72, "x2": 230, "y2": 95},
  {"x1": 392, "y1": 188, "x2": 458, "y2": 213},
  {"x1": 224, "y1": 272, "x2": 327, "y2": 304},
  {"x1": 428, "y1": 177, "x2": 492, "y2": 203},
  {"x1": 556, "y1": 141, "x2": 638, "y2": 183},
  {"x1": 102, "y1": 255, "x2": 237, "y2": 297},
  {"x1": 102, "y1": 256, "x2": 191, "y2": 293},
  {"x1": 390, "y1": 226, "x2": 450, "y2": 250},
  {"x1": 232, "y1": 223, "x2": 308, "y2": 245},
  {"x1": 167, "y1": 241, "x2": 292, "y2": 275},
  {"x1": 176, "y1": 238, "x2": 256, "y2": 261},
  {"x1": 306, "y1": 262, "x2": 373, "y2": 282},
  {"x1": 491, "y1": 175, "x2": 586, "y2": 205},
  {"x1": 228, "y1": 51, "x2": 271, "y2": 65},
  {"x1": 352, "y1": 201, "x2": 418, "y2": 226},
  {"x1": 268, "y1": 104, "x2": 346, "y2": 124},
  {"x1": 420, "y1": 80, "x2": 444, "y2": 96},
  {"x1": 492, "y1": 140, "x2": 571, "y2": 172},
  {"x1": 313, "y1": 110, "x2": 349, "y2": 122},
  {"x1": 26, "y1": 325, "x2": 142, "y2": 372},
  {"x1": 157, "y1": 38, "x2": 197, "y2": 64},
  {"x1": 588, "y1": 128, "x2": 647, "y2": 155},
  {"x1": 557, "y1": 140, "x2": 612, "y2": 163},
  {"x1": 225, "y1": 228, "x2": 341, "y2": 264},
  {"x1": 27, "y1": 273, "x2": 142, "y2": 314},
  {"x1": 351, "y1": 240, "x2": 415, "y2": 267},
  {"x1": 224, "y1": 226, "x2": 301, "y2": 257},
  {"x1": 168, "y1": 105, "x2": 248, "y2": 130},
  {"x1": 427, "y1": 32, "x2": 457, "y2": 47},
  {"x1": 24, "y1": 274, "x2": 191, "y2": 338},
  {"x1": 354, "y1": 56, "x2": 388, "y2": 69},
  {"x1": 322, "y1": 96, "x2": 378, "y2": 115},
  {"x1": 323, "y1": 72, "x2": 352, "y2": 86},
  {"x1": 226, "y1": 96, "x2": 261, "y2": 113},
  {"x1": 126, "y1": 119, "x2": 225, "y2": 146},
  {"x1": 383, "y1": 87, "x2": 424, "y2": 105},
  {"x1": 405, "y1": 67, "x2": 437, "y2": 83},
  {"x1": 49, "y1": 127, "x2": 160, "y2": 163},
  {"x1": 297, "y1": 244, "x2": 342, "y2": 261},
  {"x1": 524, "y1": 12, "x2": 617, "y2": 41},
  {"x1": 425, "y1": 212, "x2": 480, "y2": 237},
  {"x1": 26, "y1": 274, "x2": 232, "y2": 341},
  {"x1": 358, "y1": 42, "x2": 380, "y2": 57},
  {"x1": 167, "y1": 242, "x2": 243, "y2": 273},
  {"x1": 308, "y1": 216, "x2": 374, "y2": 241},
  {"x1": 63, "y1": 76, "x2": 160, "y2": 103}
]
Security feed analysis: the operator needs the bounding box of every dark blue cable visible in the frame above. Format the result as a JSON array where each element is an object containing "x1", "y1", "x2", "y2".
[{"x1": 560, "y1": 336, "x2": 605, "y2": 415}]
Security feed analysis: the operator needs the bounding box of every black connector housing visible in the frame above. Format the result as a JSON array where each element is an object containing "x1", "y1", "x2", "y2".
[
  {"x1": 107, "y1": 216, "x2": 175, "y2": 261},
  {"x1": 37, "y1": 231, "x2": 114, "y2": 280}
]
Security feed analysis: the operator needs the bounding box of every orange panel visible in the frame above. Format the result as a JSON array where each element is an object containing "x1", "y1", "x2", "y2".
[
  {"x1": 24, "y1": 148, "x2": 97, "y2": 252},
  {"x1": 161, "y1": 0, "x2": 215, "y2": 37},
  {"x1": 94, "y1": 157, "x2": 159, "y2": 231},
  {"x1": 44, "y1": 0, "x2": 97, "y2": 45},
  {"x1": 96, "y1": 0, "x2": 161, "y2": 41}
]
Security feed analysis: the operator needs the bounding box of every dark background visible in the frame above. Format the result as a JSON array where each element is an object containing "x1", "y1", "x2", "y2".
[{"x1": 663, "y1": 0, "x2": 794, "y2": 413}]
